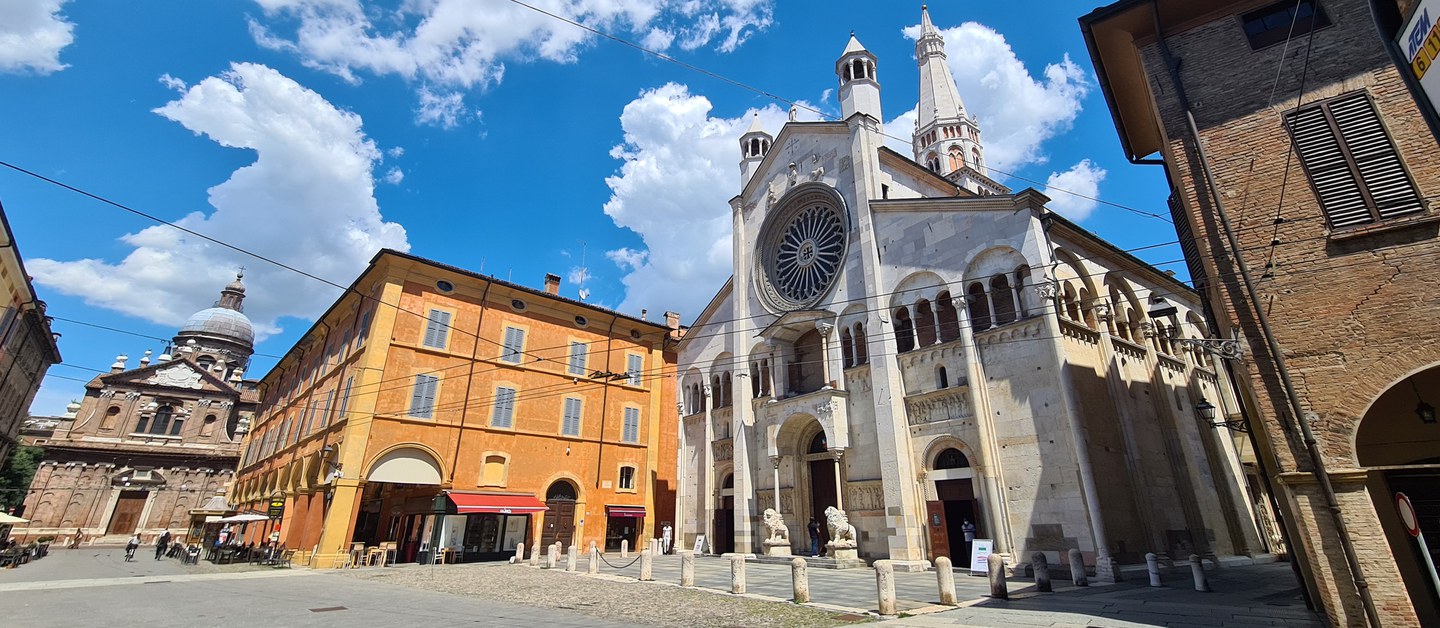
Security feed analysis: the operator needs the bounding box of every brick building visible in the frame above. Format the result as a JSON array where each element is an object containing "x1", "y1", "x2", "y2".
[
  {"x1": 16, "y1": 276, "x2": 258, "y2": 544},
  {"x1": 1083, "y1": 0, "x2": 1440, "y2": 624},
  {"x1": 229, "y1": 250, "x2": 680, "y2": 568}
]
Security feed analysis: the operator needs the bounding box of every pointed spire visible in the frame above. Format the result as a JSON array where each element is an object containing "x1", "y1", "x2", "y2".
[
  {"x1": 842, "y1": 33, "x2": 869, "y2": 56},
  {"x1": 744, "y1": 112, "x2": 766, "y2": 136},
  {"x1": 921, "y1": 5, "x2": 937, "y2": 35}
]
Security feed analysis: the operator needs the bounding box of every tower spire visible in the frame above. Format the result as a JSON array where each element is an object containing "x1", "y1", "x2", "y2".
[
  {"x1": 217, "y1": 271, "x2": 246, "y2": 311},
  {"x1": 912, "y1": 5, "x2": 989, "y2": 192}
]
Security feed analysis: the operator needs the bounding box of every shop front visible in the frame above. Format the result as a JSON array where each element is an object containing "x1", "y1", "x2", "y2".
[
  {"x1": 437, "y1": 492, "x2": 547, "y2": 562},
  {"x1": 604, "y1": 505, "x2": 645, "y2": 551}
]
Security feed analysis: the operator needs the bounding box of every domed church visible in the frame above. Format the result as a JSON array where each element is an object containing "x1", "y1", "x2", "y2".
[
  {"x1": 675, "y1": 7, "x2": 1274, "y2": 577},
  {"x1": 14, "y1": 275, "x2": 260, "y2": 545}
]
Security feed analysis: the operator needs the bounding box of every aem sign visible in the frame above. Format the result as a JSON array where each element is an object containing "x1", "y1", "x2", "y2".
[{"x1": 1400, "y1": 0, "x2": 1440, "y2": 113}]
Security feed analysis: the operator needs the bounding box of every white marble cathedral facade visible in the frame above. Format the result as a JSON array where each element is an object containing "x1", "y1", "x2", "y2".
[{"x1": 675, "y1": 8, "x2": 1265, "y2": 576}]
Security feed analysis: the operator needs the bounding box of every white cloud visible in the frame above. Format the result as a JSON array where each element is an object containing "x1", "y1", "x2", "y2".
[
  {"x1": 416, "y1": 86, "x2": 467, "y2": 128},
  {"x1": 1042, "y1": 159, "x2": 1107, "y2": 221},
  {"x1": 882, "y1": 107, "x2": 918, "y2": 156},
  {"x1": 250, "y1": 0, "x2": 773, "y2": 124},
  {"x1": 567, "y1": 266, "x2": 590, "y2": 285},
  {"x1": 383, "y1": 167, "x2": 404, "y2": 185},
  {"x1": 901, "y1": 21, "x2": 1089, "y2": 173},
  {"x1": 386, "y1": 146, "x2": 404, "y2": 158},
  {"x1": 159, "y1": 73, "x2": 188, "y2": 92},
  {"x1": 28, "y1": 63, "x2": 409, "y2": 339},
  {"x1": 0, "y1": 0, "x2": 75, "y2": 74},
  {"x1": 602, "y1": 83, "x2": 818, "y2": 319}
]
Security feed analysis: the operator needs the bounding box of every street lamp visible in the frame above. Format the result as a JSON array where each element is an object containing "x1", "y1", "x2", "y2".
[
  {"x1": 1411, "y1": 378, "x2": 1437, "y2": 425},
  {"x1": 1196, "y1": 398, "x2": 1248, "y2": 432},
  {"x1": 1147, "y1": 298, "x2": 1245, "y2": 360}
]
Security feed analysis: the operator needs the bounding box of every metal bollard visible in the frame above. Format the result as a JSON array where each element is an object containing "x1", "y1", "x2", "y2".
[
  {"x1": 791, "y1": 556, "x2": 809, "y2": 603},
  {"x1": 680, "y1": 550, "x2": 695, "y2": 586},
  {"x1": 566, "y1": 544, "x2": 577, "y2": 572},
  {"x1": 875, "y1": 560, "x2": 897, "y2": 616},
  {"x1": 1068, "y1": 548, "x2": 1088, "y2": 586},
  {"x1": 935, "y1": 556, "x2": 958, "y2": 605},
  {"x1": 730, "y1": 554, "x2": 746, "y2": 594},
  {"x1": 1032, "y1": 552, "x2": 1052, "y2": 592},
  {"x1": 639, "y1": 549, "x2": 654, "y2": 581},
  {"x1": 988, "y1": 554, "x2": 1008, "y2": 600},
  {"x1": 1190, "y1": 554, "x2": 1210, "y2": 592},
  {"x1": 588, "y1": 546, "x2": 599, "y2": 574},
  {"x1": 1146, "y1": 552, "x2": 1163, "y2": 587},
  {"x1": 621, "y1": 539, "x2": 629, "y2": 559}
]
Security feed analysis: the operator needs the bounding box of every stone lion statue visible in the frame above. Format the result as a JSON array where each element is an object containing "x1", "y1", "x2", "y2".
[
  {"x1": 762, "y1": 508, "x2": 789, "y2": 545},
  {"x1": 824, "y1": 506, "x2": 857, "y2": 547}
]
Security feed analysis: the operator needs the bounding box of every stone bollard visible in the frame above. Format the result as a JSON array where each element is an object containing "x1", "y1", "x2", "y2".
[
  {"x1": 730, "y1": 554, "x2": 746, "y2": 594},
  {"x1": 680, "y1": 550, "x2": 695, "y2": 586},
  {"x1": 1189, "y1": 554, "x2": 1210, "y2": 592},
  {"x1": 588, "y1": 547, "x2": 599, "y2": 574},
  {"x1": 935, "y1": 556, "x2": 958, "y2": 606},
  {"x1": 621, "y1": 539, "x2": 629, "y2": 559},
  {"x1": 875, "y1": 560, "x2": 897, "y2": 616},
  {"x1": 639, "y1": 549, "x2": 654, "y2": 581},
  {"x1": 1068, "y1": 549, "x2": 1088, "y2": 586},
  {"x1": 546, "y1": 544, "x2": 559, "y2": 569},
  {"x1": 1146, "y1": 552, "x2": 1163, "y2": 587},
  {"x1": 590, "y1": 540, "x2": 597, "y2": 554},
  {"x1": 988, "y1": 554, "x2": 1008, "y2": 600},
  {"x1": 1032, "y1": 552, "x2": 1052, "y2": 592},
  {"x1": 514, "y1": 542, "x2": 524, "y2": 565},
  {"x1": 566, "y1": 544, "x2": 577, "y2": 572},
  {"x1": 791, "y1": 556, "x2": 809, "y2": 603},
  {"x1": 530, "y1": 542, "x2": 541, "y2": 567}
]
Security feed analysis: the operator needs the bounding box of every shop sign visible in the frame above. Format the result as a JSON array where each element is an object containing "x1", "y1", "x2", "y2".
[
  {"x1": 969, "y1": 538, "x2": 994, "y2": 576},
  {"x1": 1400, "y1": 0, "x2": 1440, "y2": 113},
  {"x1": 267, "y1": 497, "x2": 285, "y2": 519}
]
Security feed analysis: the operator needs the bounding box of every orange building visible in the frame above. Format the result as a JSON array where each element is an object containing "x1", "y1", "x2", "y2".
[{"x1": 230, "y1": 250, "x2": 680, "y2": 567}]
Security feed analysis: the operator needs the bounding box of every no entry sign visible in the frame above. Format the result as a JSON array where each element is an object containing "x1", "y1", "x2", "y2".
[{"x1": 1396, "y1": 492, "x2": 1420, "y2": 537}]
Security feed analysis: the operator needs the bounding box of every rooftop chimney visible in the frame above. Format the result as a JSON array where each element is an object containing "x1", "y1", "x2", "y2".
[
  {"x1": 664, "y1": 311, "x2": 683, "y2": 340},
  {"x1": 543, "y1": 273, "x2": 561, "y2": 295}
]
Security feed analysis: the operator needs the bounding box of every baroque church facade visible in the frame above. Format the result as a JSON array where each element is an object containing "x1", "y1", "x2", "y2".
[
  {"x1": 675, "y1": 8, "x2": 1266, "y2": 576},
  {"x1": 15, "y1": 276, "x2": 258, "y2": 544}
]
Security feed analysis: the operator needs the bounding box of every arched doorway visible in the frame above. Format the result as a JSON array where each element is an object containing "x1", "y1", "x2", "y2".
[
  {"x1": 714, "y1": 473, "x2": 734, "y2": 554},
  {"x1": 926, "y1": 447, "x2": 980, "y2": 566},
  {"x1": 364, "y1": 447, "x2": 444, "y2": 563},
  {"x1": 805, "y1": 431, "x2": 838, "y2": 555},
  {"x1": 1355, "y1": 365, "x2": 1440, "y2": 619},
  {"x1": 541, "y1": 479, "x2": 579, "y2": 548}
]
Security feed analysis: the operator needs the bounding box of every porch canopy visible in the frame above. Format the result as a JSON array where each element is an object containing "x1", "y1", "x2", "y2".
[{"x1": 445, "y1": 492, "x2": 548, "y2": 515}]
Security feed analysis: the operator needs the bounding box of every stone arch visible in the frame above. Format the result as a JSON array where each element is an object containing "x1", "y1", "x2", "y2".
[
  {"x1": 366, "y1": 445, "x2": 444, "y2": 485},
  {"x1": 921, "y1": 436, "x2": 984, "y2": 474},
  {"x1": 1354, "y1": 362, "x2": 1440, "y2": 467},
  {"x1": 889, "y1": 270, "x2": 950, "y2": 311},
  {"x1": 964, "y1": 246, "x2": 1030, "y2": 286}
]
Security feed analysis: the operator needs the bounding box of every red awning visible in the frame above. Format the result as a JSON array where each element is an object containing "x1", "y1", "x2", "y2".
[
  {"x1": 607, "y1": 505, "x2": 646, "y2": 518},
  {"x1": 448, "y1": 493, "x2": 548, "y2": 515}
]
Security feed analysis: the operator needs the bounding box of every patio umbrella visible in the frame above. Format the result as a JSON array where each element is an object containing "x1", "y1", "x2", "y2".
[{"x1": 0, "y1": 513, "x2": 28, "y2": 524}]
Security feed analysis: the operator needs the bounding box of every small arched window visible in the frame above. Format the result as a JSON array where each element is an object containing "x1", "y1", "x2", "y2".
[
  {"x1": 144, "y1": 405, "x2": 174, "y2": 435},
  {"x1": 852, "y1": 323, "x2": 868, "y2": 365},
  {"x1": 991, "y1": 275, "x2": 1016, "y2": 325},
  {"x1": 966, "y1": 283, "x2": 991, "y2": 331},
  {"x1": 545, "y1": 480, "x2": 578, "y2": 501},
  {"x1": 101, "y1": 406, "x2": 121, "y2": 430},
  {"x1": 894, "y1": 307, "x2": 916, "y2": 353},
  {"x1": 936, "y1": 293, "x2": 961, "y2": 343},
  {"x1": 808, "y1": 431, "x2": 829, "y2": 454},
  {"x1": 840, "y1": 327, "x2": 854, "y2": 368},
  {"x1": 200, "y1": 414, "x2": 217, "y2": 437},
  {"x1": 936, "y1": 366, "x2": 949, "y2": 389}
]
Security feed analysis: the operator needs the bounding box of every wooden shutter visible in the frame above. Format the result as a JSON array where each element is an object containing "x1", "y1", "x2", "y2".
[
  {"x1": 410, "y1": 374, "x2": 437, "y2": 418},
  {"x1": 320, "y1": 389, "x2": 334, "y2": 428},
  {"x1": 423, "y1": 309, "x2": 451, "y2": 348},
  {"x1": 627, "y1": 354, "x2": 643, "y2": 385},
  {"x1": 338, "y1": 376, "x2": 353, "y2": 419},
  {"x1": 569, "y1": 342, "x2": 587, "y2": 375},
  {"x1": 562, "y1": 397, "x2": 582, "y2": 435},
  {"x1": 493, "y1": 386, "x2": 516, "y2": 427},
  {"x1": 1287, "y1": 92, "x2": 1423, "y2": 228},
  {"x1": 623, "y1": 407, "x2": 639, "y2": 442},
  {"x1": 503, "y1": 327, "x2": 524, "y2": 363}
]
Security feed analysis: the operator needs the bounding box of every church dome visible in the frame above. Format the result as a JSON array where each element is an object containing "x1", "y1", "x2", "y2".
[{"x1": 178, "y1": 306, "x2": 255, "y2": 346}]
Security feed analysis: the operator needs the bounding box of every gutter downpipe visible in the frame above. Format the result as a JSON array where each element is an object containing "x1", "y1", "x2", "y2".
[{"x1": 1149, "y1": 4, "x2": 1379, "y2": 625}]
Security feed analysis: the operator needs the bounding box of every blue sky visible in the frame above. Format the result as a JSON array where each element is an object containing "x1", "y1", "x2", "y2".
[{"x1": 0, "y1": 0, "x2": 1180, "y2": 416}]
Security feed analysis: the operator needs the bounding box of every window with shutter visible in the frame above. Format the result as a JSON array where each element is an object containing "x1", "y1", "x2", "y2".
[
  {"x1": 562, "y1": 396, "x2": 582, "y2": 436},
  {"x1": 627, "y1": 354, "x2": 643, "y2": 386},
  {"x1": 357, "y1": 310, "x2": 373, "y2": 348},
  {"x1": 502, "y1": 327, "x2": 525, "y2": 363},
  {"x1": 618, "y1": 466, "x2": 636, "y2": 490},
  {"x1": 622, "y1": 407, "x2": 640, "y2": 443},
  {"x1": 299, "y1": 404, "x2": 313, "y2": 437},
  {"x1": 337, "y1": 376, "x2": 353, "y2": 420},
  {"x1": 492, "y1": 386, "x2": 516, "y2": 428},
  {"x1": 422, "y1": 309, "x2": 451, "y2": 349},
  {"x1": 319, "y1": 389, "x2": 334, "y2": 429},
  {"x1": 568, "y1": 342, "x2": 587, "y2": 376},
  {"x1": 1286, "y1": 92, "x2": 1424, "y2": 229},
  {"x1": 410, "y1": 374, "x2": 438, "y2": 418}
]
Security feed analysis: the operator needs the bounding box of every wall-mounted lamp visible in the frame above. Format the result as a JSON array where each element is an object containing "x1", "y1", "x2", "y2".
[
  {"x1": 1197, "y1": 398, "x2": 1248, "y2": 432},
  {"x1": 1411, "y1": 378, "x2": 1437, "y2": 425}
]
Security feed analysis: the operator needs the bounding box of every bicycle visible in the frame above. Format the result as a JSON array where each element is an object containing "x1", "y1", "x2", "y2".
[{"x1": 124, "y1": 545, "x2": 137, "y2": 562}]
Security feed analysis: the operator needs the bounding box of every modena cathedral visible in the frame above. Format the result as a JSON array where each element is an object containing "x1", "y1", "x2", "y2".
[{"x1": 675, "y1": 8, "x2": 1270, "y2": 577}]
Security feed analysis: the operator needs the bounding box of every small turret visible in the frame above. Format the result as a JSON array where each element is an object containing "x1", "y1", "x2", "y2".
[
  {"x1": 837, "y1": 33, "x2": 882, "y2": 122},
  {"x1": 739, "y1": 114, "x2": 773, "y2": 185}
]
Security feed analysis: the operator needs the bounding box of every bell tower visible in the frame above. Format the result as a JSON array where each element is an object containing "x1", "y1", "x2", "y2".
[
  {"x1": 837, "y1": 33, "x2": 882, "y2": 122},
  {"x1": 739, "y1": 114, "x2": 772, "y2": 186},
  {"x1": 911, "y1": 6, "x2": 1000, "y2": 195}
]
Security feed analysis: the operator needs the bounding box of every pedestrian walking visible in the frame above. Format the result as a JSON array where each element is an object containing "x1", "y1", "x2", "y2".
[
  {"x1": 125, "y1": 534, "x2": 140, "y2": 561},
  {"x1": 661, "y1": 522, "x2": 673, "y2": 554},
  {"x1": 807, "y1": 517, "x2": 823, "y2": 556},
  {"x1": 155, "y1": 529, "x2": 171, "y2": 560}
]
